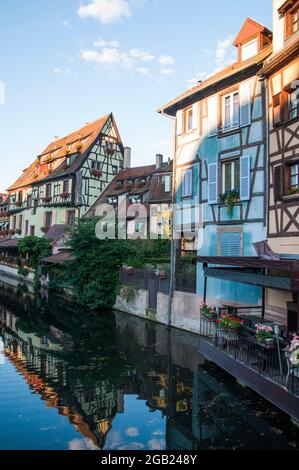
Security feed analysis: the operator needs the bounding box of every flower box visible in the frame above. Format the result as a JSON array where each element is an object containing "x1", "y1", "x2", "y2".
[
  {"x1": 15, "y1": 201, "x2": 22, "y2": 207},
  {"x1": 91, "y1": 169, "x2": 102, "y2": 178},
  {"x1": 41, "y1": 226, "x2": 50, "y2": 233},
  {"x1": 43, "y1": 197, "x2": 52, "y2": 203},
  {"x1": 60, "y1": 192, "x2": 70, "y2": 200}
]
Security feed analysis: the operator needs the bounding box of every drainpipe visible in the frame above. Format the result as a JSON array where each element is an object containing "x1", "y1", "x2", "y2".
[{"x1": 167, "y1": 115, "x2": 177, "y2": 327}]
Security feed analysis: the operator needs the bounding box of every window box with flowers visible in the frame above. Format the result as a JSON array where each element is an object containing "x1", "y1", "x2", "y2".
[
  {"x1": 135, "y1": 180, "x2": 145, "y2": 188},
  {"x1": 216, "y1": 313, "x2": 244, "y2": 342},
  {"x1": 60, "y1": 192, "x2": 70, "y2": 200},
  {"x1": 43, "y1": 197, "x2": 52, "y2": 204},
  {"x1": 255, "y1": 324, "x2": 274, "y2": 348},
  {"x1": 219, "y1": 190, "x2": 240, "y2": 218},
  {"x1": 15, "y1": 201, "x2": 23, "y2": 208},
  {"x1": 41, "y1": 226, "x2": 50, "y2": 233},
  {"x1": 91, "y1": 169, "x2": 102, "y2": 178}
]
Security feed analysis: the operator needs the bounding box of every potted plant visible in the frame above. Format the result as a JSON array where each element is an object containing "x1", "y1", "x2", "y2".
[
  {"x1": 288, "y1": 187, "x2": 299, "y2": 196},
  {"x1": 286, "y1": 335, "x2": 299, "y2": 377},
  {"x1": 219, "y1": 190, "x2": 240, "y2": 218},
  {"x1": 200, "y1": 302, "x2": 217, "y2": 320},
  {"x1": 255, "y1": 324, "x2": 274, "y2": 347},
  {"x1": 216, "y1": 313, "x2": 244, "y2": 342},
  {"x1": 91, "y1": 169, "x2": 102, "y2": 178}
]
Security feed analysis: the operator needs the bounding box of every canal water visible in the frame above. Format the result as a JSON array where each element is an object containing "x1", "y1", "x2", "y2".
[{"x1": 0, "y1": 282, "x2": 299, "y2": 450}]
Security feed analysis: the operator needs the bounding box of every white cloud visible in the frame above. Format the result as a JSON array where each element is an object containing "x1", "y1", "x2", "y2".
[
  {"x1": 136, "y1": 67, "x2": 149, "y2": 75},
  {"x1": 129, "y1": 48, "x2": 155, "y2": 61},
  {"x1": 160, "y1": 68, "x2": 174, "y2": 76},
  {"x1": 81, "y1": 47, "x2": 133, "y2": 69},
  {"x1": 62, "y1": 19, "x2": 75, "y2": 31},
  {"x1": 148, "y1": 438, "x2": 164, "y2": 450},
  {"x1": 53, "y1": 67, "x2": 76, "y2": 78},
  {"x1": 158, "y1": 55, "x2": 175, "y2": 66},
  {"x1": 68, "y1": 438, "x2": 98, "y2": 450},
  {"x1": 77, "y1": 0, "x2": 132, "y2": 24},
  {"x1": 125, "y1": 427, "x2": 140, "y2": 437},
  {"x1": 187, "y1": 35, "x2": 236, "y2": 87},
  {"x1": 216, "y1": 35, "x2": 233, "y2": 64},
  {"x1": 94, "y1": 39, "x2": 120, "y2": 48}
]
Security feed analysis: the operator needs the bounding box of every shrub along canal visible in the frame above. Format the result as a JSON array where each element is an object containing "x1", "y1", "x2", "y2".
[{"x1": 0, "y1": 282, "x2": 299, "y2": 450}]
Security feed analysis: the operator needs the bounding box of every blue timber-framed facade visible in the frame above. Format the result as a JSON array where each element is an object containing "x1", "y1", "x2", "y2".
[{"x1": 158, "y1": 18, "x2": 273, "y2": 308}]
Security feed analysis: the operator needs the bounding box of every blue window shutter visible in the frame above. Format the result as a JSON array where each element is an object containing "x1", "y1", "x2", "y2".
[
  {"x1": 240, "y1": 155, "x2": 251, "y2": 201},
  {"x1": 208, "y1": 163, "x2": 218, "y2": 204},
  {"x1": 240, "y1": 81, "x2": 251, "y2": 127},
  {"x1": 220, "y1": 232, "x2": 241, "y2": 256}
]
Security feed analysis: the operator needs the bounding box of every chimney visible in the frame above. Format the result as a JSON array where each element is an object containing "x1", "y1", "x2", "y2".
[
  {"x1": 156, "y1": 154, "x2": 163, "y2": 169},
  {"x1": 124, "y1": 147, "x2": 131, "y2": 169}
]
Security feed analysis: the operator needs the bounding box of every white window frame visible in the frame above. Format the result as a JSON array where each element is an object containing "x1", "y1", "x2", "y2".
[
  {"x1": 182, "y1": 169, "x2": 193, "y2": 198},
  {"x1": 222, "y1": 91, "x2": 240, "y2": 131},
  {"x1": 221, "y1": 159, "x2": 240, "y2": 193},
  {"x1": 290, "y1": 163, "x2": 299, "y2": 188},
  {"x1": 184, "y1": 107, "x2": 193, "y2": 133},
  {"x1": 164, "y1": 175, "x2": 171, "y2": 193}
]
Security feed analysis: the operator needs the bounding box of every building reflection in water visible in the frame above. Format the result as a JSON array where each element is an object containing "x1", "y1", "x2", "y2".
[{"x1": 0, "y1": 280, "x2": 298, "y2": 450}]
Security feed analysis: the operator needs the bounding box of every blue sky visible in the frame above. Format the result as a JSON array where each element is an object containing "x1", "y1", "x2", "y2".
[{"x1": 0, "y1": 0, "x2": 273, "y2": 192}]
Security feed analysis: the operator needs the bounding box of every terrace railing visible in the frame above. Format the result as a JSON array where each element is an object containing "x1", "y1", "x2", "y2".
[{"x1": 199, "y1": 316, "x2": 299, "y2": 397}]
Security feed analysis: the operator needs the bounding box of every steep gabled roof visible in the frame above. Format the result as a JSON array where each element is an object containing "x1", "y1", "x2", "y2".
[
  {"x1": 7, "y1": 114, "x2": 111, "y2": 191},
  {"x1": 233, "y1": 17, "x2": 272, "y2": 46},
  {"x1": 85, "y1": 164, "x2": 156, "y2": 217},
  {"x1": 157, "y1": 45, "x2": 272, "y2": 117}
]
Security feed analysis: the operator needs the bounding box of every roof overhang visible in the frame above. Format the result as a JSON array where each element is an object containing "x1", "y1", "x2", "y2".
[{"x1": 278, "y1": 0, "x2": 299, "y2": 14}]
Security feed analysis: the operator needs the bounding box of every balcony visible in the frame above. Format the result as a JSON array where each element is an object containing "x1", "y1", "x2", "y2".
[{"x1": 198, "y1": 314, "x2": 299, "y2": 421}]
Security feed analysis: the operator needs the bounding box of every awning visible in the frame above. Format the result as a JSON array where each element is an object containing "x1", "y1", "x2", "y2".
[
  {"x1": 0, "y1": 239, "x2": 18, "y2": 248},
  {"x1": 198, "y1": 256, "x2": 299, "y2": 292}
]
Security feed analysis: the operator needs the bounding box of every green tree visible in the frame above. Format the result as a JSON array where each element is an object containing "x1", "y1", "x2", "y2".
[{"x1": 18, "y1": 236, "x2": 52, "y2": 269}]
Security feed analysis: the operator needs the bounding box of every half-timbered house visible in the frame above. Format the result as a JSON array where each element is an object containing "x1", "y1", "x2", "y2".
[
  {"x1": 0, "y1": 194, "x2": 10, "y2": 238},
  {"x1": 260, "y1": 0, "x2": 299, "y2": 329},
  {"x1": 7, "y1": 114, "x2": 124, "y2": 238},
  {"x1": 158, "y1": 18, "x2": 272, "y2": 307},
  {"x1": 85, "y1": 154, "x2": 173, "y2": 238}
]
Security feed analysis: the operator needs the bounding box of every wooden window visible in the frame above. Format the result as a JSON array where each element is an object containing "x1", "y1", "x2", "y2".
[
  {"x1": 112, "y1": 165, "x2": 118, "y2": 175},
  {"x1": 30, "y1": 225, "x2": 35, "y2": 236},
  {"x1": 286, "y1": 6, "x2": 299, "y2": 38},
  {"x1": 164, "y1": 175, "x2": 171, "y2": 193},
  {"x1": 273, "y1": 93, "x2": 282, "y2": 126},
  {"x1": 25, "y1": 220, "x2": 29, "y2": 236},
  {"x1": 44, "y1": 211, "x2": 52, "y2": 228},
  {"x1": 27, "y1": 194, "x2": 32, "y2": 209},
  {"x1": 290, "y1": 163, "x2": 299, "y2": 188},
  {"x1": 63, "y1": 180, "x2": 69, "y2": 193},
  {"x1": 18, "y1": 191, "x2": 23, "y2": 203},
  {"x1": 241, "y1": 38, "x2": 258, "y2": 61},
  {"x1": 66, "y1": 210, "x2": 76, "y2": 225},
  {"x1": 182, "y1": 169, "x2": 193, "y2": 197},
  {"x1": 222, "y1": 92, "x2": 240, "y2": 130},
  {"x1": 183, "y1": 107, "x2": 193, "y2": 133},
  {"x1": 221, "y1": 159, "x2": 240, "y2": 193},
  {"x1": 18, "y1": 215, "x2": 22, "y2": 230},
  {"x1": 45, "y1": 184, "x2": 52, "y2": 198},
  {"x1": 289, "y1": 87, "x2": 299, "y2": 120}
]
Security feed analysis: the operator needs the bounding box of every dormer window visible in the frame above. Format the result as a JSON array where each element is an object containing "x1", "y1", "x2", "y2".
[{"x1": 241, "y1": 38, "x2": 258, "y2": 61}]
